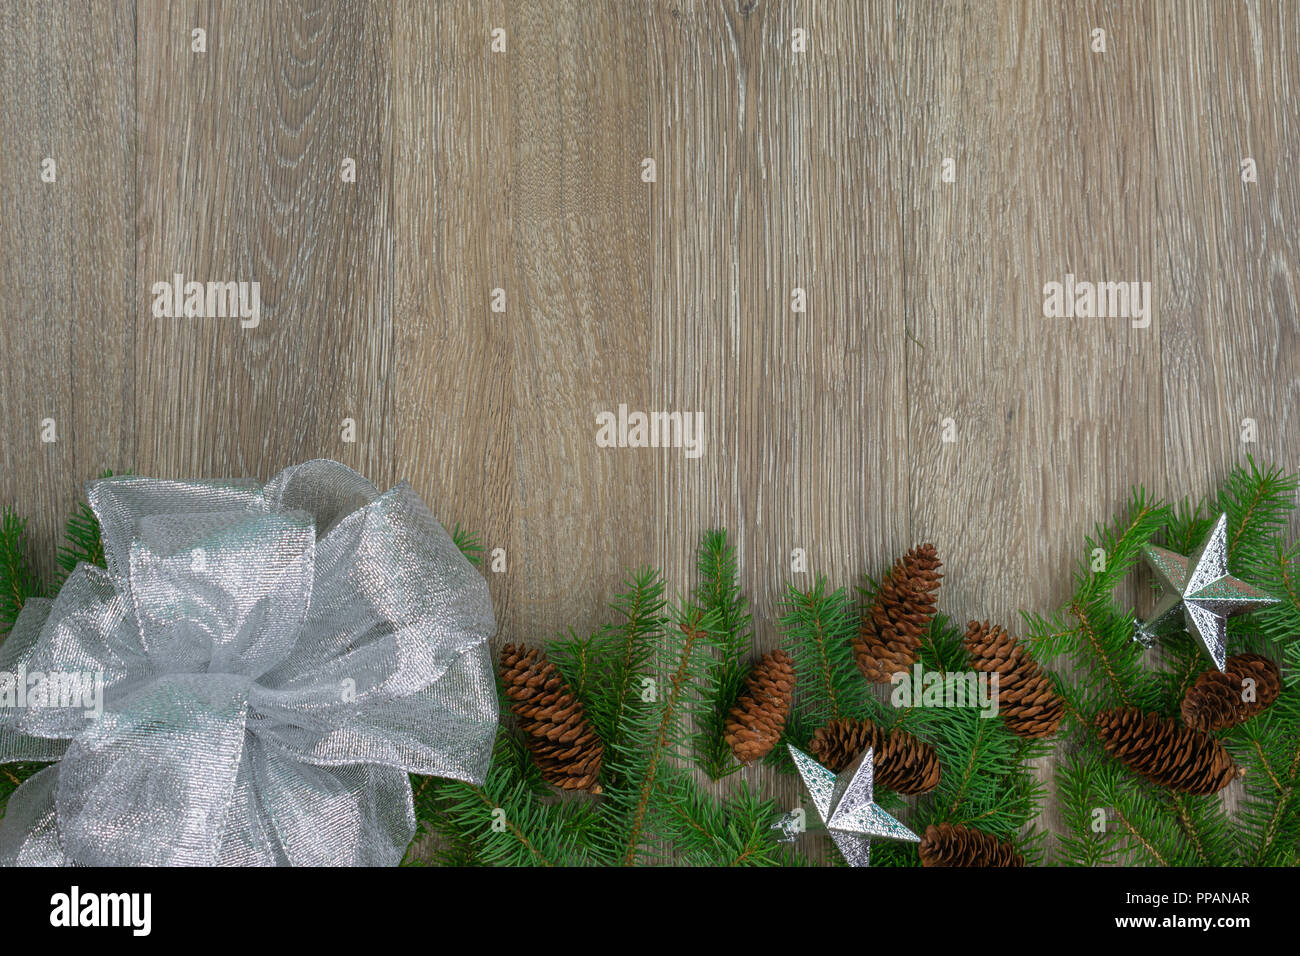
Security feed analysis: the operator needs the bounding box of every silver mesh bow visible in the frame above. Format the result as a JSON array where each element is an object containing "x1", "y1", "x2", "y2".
[{"x1": 0, "y1": 460, "x2": 498, "y2": 866}]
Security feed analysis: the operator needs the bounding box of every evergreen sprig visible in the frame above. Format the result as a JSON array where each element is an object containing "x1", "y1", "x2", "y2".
[
  {"x1": 53, "y1": 469, "x2": 115, "y2": 589},
  {"x1": 449, "y1": 522, "x2": 484, "y2": 568},
  {"x1": 599, "y1": 603, "x2": 726, "y2": 865},
  {"x1": 0, "y1": 763, "x2": 46, "y2": 822},
  {"x1": 1226, "y1": 683, "x2": 1300, "y2": 865},
  {"x1": 1022, "y1": 488, "x2": 1170, "y2": 720},
  {"x1": 579, "y1": 568, "x2": 668, "y2": 755},
  {"x1": 1244, "y1": 538, "x2": 1300, "y2": 683},
  {"x1": 690, "y1": 529, "x2": 752, "y2": 780},
  {"x1": 1047, "y1": 458, "x2": 1300, "y2": 866},
  {"x1": 500, "y1": 557, "x2": 785, "y2": 865},
  {"x1": 410, "y1": 725, "x2": 602, "y2": 867},
  {"x1": 1215, "y1": 458, "x2": 1298, "y2": 565},
  {"x1": 778, "y1": 577, "x2": 878, "y2": 736},
  {"x1": 656, "y1": 772, "x2": 791, "y2": 866},
  {"x1": 0, "y1": 508, "x2": 43, "y2": 635},
  {"x1": 871, "y1": 615, "x2": 1047, "y2": 866}
]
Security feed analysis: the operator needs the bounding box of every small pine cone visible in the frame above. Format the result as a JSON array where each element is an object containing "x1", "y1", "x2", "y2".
[
  {"x1": 1096, "y1": 707, "x2": 1241, "y2": 795},
  {"x1": 499, "y1": 643, "x2": 604, "y2": 792},
  {"x1": 1181, "y1": 653, "x2": 1281, "y2": 732},
  {"x1": 809, "y1": 718, "x2": 878, "y2": 773},
  {"x1": 724, "y1": 650, "x2": 795, "y2": 762},
  {"x1": 853, "y1": 544, "x2": 942, "y2": 683},
  {"x1": 919, "y1": 823, "x2": 1024, "y2": 867},
  {"x1": 808, "y1": 718, "x2": 942, "y2": 794},
  {"x1": 963, "y1": 621, "x2": 1065, "y2": 739}
]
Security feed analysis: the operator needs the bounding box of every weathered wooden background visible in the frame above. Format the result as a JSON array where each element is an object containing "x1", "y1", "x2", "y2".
[{"x1": 2, "y1": 0, "x2": 1298, "y2": 860}]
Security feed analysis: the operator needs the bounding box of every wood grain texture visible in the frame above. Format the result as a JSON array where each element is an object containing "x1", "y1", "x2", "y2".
[
  {"x1": 392, "y1": 0, "x2": 516, "y2": 628},
  {"x1": 0, "y1": 0, "x2": 135, "y2": 581},
  {"x1": 499, "y1": 1, "x2": 656, "y2": 644},
  {"x1": 3, "y1": 0, "x2": 1300, "y2": 857},
  {"x1": 135, "y1": 0, "x2": 394, "y2": 485},
  {"x1": 1153, "y1": 2, "x2": 1300, "y2": 506}
]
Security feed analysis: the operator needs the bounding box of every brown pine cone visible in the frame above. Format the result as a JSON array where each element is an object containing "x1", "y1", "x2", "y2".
[
  {"x1": 808, "y1": 718, "x2": 942, "y2": 794},
  {"x1": 853, "y1": 544, "x2": 942, "y2": 682},
  {"x1": 809, "y1": 717, "x2": 878, "y2": 773},
  {"x1": 499, "y1": 643, "x2": 604, "y2": 792},
  {"x1": 1181, "y1": 653, "x2": 1281, "y2": 732},
  {"x1": 724, "y1": 650, "x2": 795, "y2": 762},
  {"x1": 963, "y1": 620, "x2": 1065, "y2": 738},
  {"x1": 1096, "y1": 707, "x2": 1241, "y2": 795},
  {"x1": 919, "y1": 823, "x2": 1024, "y2": 867}
]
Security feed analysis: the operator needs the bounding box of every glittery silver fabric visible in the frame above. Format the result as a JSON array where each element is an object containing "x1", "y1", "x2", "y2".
[
  {"x1": 0, "y1": 460, "x2": 498, "y2": 866},
  {"x1": 788, "y1": 744, "x2": 919, "y2": 867},
  {"x1": 1136, "y1": 512, "x2": 1279, "y2": 671}
]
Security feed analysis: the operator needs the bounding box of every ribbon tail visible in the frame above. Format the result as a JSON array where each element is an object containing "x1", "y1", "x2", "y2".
[
  {"x1": 0, "y1": 766, "x2": 66, "y2": 866},
  {"x1": 251, "y1": 743, "x2": 415, "y2": 867}
]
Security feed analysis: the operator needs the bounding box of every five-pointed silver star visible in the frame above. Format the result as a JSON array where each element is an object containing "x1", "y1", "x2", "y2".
[
  {"x1": 788, "y1": 744, "x2": 919, "y2": 866},
  {"x1": 1134, "y1": 512, "x2": 1279, "y2": 671}
]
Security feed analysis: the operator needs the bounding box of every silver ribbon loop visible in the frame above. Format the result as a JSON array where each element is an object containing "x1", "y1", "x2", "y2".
[{"x1": 0, "y1": 459, "x2": 498, "y2": 866}]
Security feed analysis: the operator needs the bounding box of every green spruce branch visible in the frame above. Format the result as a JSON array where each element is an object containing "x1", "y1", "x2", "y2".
[
  {"x1": 53, "y1": 469, "x2": 117, "y2": 591},
  {"x1": 450, "y1": 523, "x2": 484, "y2": 568},
  {"x1": 410, "y1": 724, "x2": 600, "y2": 867},
  {"x1": 604, "y1": 605, "x2": 724, "y2": 865},
  {"x1": 1022, "y1": 489, "x2": 1170, "y2": 720},
  {"x1": 0, "y1": 508, "x2": 43, "y2": 635},
  {"x1": 1049, "y1": 459, "x2": 1300, "y2": 865},
  {"x1": 656, "y1": 773, "x2": 790, "y2": 866},
  {"x1": 1228, "y1": 685, "x2": 1300, "y2": 865},
  {"x1": 778, "y1": 577, "x2": 876, "y2": 732},
  {"x1": 584, "y1": 568, "x2": 668, "y2": 757},
  {"x1": 690, "y1": 529, "x2": 752, "y2": 780}
]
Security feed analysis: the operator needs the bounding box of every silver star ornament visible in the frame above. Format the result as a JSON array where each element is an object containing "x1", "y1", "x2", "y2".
[
  {"x1": 788, "y1": 744, "x2": 919, "y2": 866},
  {"x1": 1134, "y1": 512, "x2": 1279, "y2": 670}
]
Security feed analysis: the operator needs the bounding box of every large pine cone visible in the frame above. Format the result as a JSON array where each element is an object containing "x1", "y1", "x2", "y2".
[
  {"x1": 499, "y1": 643, "x2": 604, "y2": 792},
  {"x1": 724, "y1": 650, "x2": 795, "y2": 762},
  {"x1": 963, "y1": 620, "x2": 1065, "y2": 738},
  {"x1": 1096, "y1": 707, "x2": 1240, "y2": 795},
  {"x1": 919, "y1": 823, "x2": 1024, "y2": 867},
  {"x1": 1181, "y1": 653, "x2": 1281, "y2": 733},
  {"x1": 808, "y1": 718, "x2": 941, "y2": 794},
  {"x1": 853, "y1": 544, "x2": 942, "y2": 682}
]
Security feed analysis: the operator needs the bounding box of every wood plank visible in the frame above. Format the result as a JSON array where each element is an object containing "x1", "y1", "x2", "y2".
[
  {"x1": 134, "y1": 0, "x2": 394, "y2": 486},
  {"x1": 493, "y1": 1, "x2": 654, "y2": 644},
  {"x1": 903, "y1": 0, "x2": 1163, "y2": 633},
  {"x1": 648, "y1": 0, "x2": 911, "y2": 623},
  {"x1": 1153, "y1": 1, "x2": 1300, "y2": 524},
  {"x1": 0, "y1": 0, "x2": 134, "y2": 582},
  {"x1": 392, "y1": 0, "x2": 516, "y2": 627}
]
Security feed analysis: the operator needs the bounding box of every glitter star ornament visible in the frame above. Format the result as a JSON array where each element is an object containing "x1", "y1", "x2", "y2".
[
  {"x1": 1134, "y1": 512, "x2": 1279, "y2": 671},
  {"x1": 788, "y1": 744, "x2": 919, "y2": 866}
]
